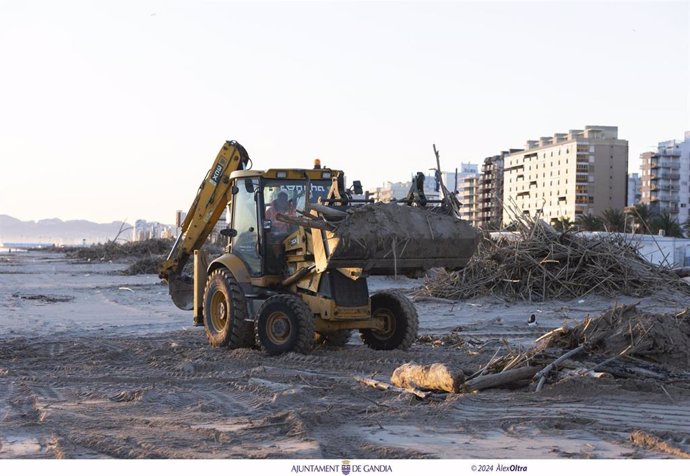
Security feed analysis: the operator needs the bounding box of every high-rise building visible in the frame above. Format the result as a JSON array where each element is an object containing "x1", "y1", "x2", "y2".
[
  {"x1": 460, "y1": 174, "x2": 480, "y2": 225},
  {"x1": 640, "y1": 132, "x2": 690, "y2": 226},
  {"x1": 502, "y1": 126, "x2": 628, "y2": 225},
  {"x1": 476, "y1": 150, "x2": 522, "y2": 229},
  {"x1": 627, "y1": 173, "x2": 641, "y2": 207}
]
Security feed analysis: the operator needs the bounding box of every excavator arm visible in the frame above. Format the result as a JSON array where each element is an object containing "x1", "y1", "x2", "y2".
[{"x1": 159, "y1": 140, "x2": 250, "y2": 309}]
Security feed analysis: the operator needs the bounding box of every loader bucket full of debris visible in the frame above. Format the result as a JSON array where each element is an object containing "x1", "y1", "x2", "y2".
[{"x1": 308, "y1": 202, "x2": 480, "y2": 277}]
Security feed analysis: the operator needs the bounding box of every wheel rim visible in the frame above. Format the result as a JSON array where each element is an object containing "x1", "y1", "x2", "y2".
[
  {"x1": 209, "y1": 290, "x2": 228, "y2": 333},
  {"x1": 372, "y1": 307, "x2": 396, "y2": 338},
  {"x1": 266, "y1": 311, "x2": 291, "y2": 345}
]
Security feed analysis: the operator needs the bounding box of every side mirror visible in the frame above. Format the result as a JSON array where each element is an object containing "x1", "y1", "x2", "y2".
[
  {"x1": 220, "y1": 228, "x2": 237, "y2": 237},
  {"x1": 352, "y1": 180, "x2": 363, "y2": 195}
]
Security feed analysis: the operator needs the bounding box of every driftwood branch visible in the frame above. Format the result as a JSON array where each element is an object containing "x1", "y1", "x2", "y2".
[
  {"x1": 464, "y1": 366, "x2": 540, "y2": 392},
  {"x1": 535, "y1": 345, "x2": 585, "y2": 392}
]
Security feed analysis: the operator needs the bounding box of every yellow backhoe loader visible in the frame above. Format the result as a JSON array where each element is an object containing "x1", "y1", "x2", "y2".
[{"x1": 160, "y1": 140, "x2": 478, "y2": 354}]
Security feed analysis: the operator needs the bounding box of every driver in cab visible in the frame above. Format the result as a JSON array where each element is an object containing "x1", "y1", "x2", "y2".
[{"x1": 265, "y1": 190, "x2": 296, "y2": 234}]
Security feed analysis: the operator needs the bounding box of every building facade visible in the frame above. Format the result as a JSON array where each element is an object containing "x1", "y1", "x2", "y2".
[
  {"x1": 460, "y1": 174, "x2": 480, "y2": 225},
  {"x1": 502, "y1": 126, "x2": 628, "y2": 225},
  {"x1": 475, "y1": 149, "x2": 522, "y2": 229},
  {"x1": 640, "y1": 132, "x2": 690, "y2": 226},
  {"x1": 627, "y1": 173, "x2": 641, "y2": 207}
]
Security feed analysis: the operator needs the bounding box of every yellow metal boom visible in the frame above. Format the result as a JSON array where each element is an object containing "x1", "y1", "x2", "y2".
[{"x1": 159, "y1": 141, "x2": 250, "y2": 308}]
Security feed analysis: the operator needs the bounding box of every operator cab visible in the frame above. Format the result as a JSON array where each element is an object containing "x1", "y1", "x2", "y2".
[{"x1": 227, "y1": 169, "x2": 334, "y2": 277}]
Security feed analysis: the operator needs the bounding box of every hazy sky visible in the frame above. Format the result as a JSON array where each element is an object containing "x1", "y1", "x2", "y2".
[{"x1": 1, "y1": 0, "x2": 688, "y2": 224}]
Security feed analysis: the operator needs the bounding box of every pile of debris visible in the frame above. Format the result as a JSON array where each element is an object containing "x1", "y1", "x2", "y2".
[
  {"x1": 358, "y1": 304, "x2": 689, "y2": 399},
  {"x1": 417, "y1": 217, "x2": 689, "y2": 302},
  {"x1": 279, "y1": 202, "x2": 479, "y2": 276},
  {"x1": 499, "y1": 303, "x2": 690, "y2": 392},
  {"x1": 64, "y1": 239, "x2": 227, "y2": 275},
  {"x1": 531, "y1": 303, "x2": 690, "y2": 374},
  {"x1": 65, "y1": 239, "x2": 174, "y2": 262}
]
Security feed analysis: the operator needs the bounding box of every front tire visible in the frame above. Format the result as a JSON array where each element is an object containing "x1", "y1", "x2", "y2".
[
  {"x1": 361, "y1": 290, "x2": 418, "y2": 351},
  {"x1": 202, "y1": 268, "x2": 254, "y2": 348},
  {"x1": 255, "y1": 294, "x2": 315, "y2": 355}
]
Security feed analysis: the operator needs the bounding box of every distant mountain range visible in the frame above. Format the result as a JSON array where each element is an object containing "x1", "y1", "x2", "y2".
[{"x1": 0, "y1": 215, "x2": 135, "y2": 245}]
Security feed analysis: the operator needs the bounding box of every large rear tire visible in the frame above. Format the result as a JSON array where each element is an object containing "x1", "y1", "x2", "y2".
[
  {"x1": 361, "y1": 290, "x2": 418, "y2": 351},
  {"x1": 255, "y1": 294, "x2": 315, "y2": 355},
  {"x1": 202, "y1": 268, "x2": 254, "y2": 348}
]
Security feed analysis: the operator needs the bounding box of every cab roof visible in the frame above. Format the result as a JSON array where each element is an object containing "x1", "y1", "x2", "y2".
[{"x1": 229, "y1": 168, "x2": 340, "y2": 181}]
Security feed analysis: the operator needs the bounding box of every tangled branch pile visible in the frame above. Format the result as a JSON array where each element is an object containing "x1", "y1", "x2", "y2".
[
  {"x1": 65, "y1": 239, "x2": 174, "y2": 262},
  {"x1": 64, "y1": 239, "x2": 226, "y2": 275},
  {"x1": 481, "y1": 304, "x2": 690, "y2": 385},
  {"x1": 371, "y1": 305, "x2": 690, "y2": 398},
  {"x1": 418, "y1": 217, "x2": 689, "y2": 302},
  {"x1": 535, "y1": 303, "x2": 690, "y2": 370}
]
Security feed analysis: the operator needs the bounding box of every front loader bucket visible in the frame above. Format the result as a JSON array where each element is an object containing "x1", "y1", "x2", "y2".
[
  {"x1": 167, "y1": 271, "x2": 194, "y2": 311},
  {"x1": 312, "y1": 203, "x2": 480, "y2": 277}
]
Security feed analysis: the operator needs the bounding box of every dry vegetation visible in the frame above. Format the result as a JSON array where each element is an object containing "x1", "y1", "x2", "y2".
[
  {"x1": 64, "y1": 238, "x2": 225, "y2": 275},
  {"x1": 418, "y1": 216, "x2": 689, "y2": 302}
]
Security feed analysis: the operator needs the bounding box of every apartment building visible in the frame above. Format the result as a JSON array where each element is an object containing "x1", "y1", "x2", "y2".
[
  {"x1": 627, "y1": 173, "x2": 641, "y2": 207},
  {"x1": 640, "y1": 132, "x2": 690, "y2": 226},
  {"x1": 476, "y1": 149, "x2": 522, "y2": 229},
  {"x1": 502, "y1": 126, "x2": 628, "y2": 225},
  {"x1": 460, "y1": 174, "x2": 480, "y2": 225}
]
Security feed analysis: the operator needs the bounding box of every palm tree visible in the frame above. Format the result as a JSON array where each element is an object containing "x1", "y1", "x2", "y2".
[
  {"x1": 575, "y1": 213, "x2": 603, "y2": 231},
  {"x1": 600, "y1": 208, "x2": 626, "y2": 232},
  {"x1": 630, "y1": 203, "x2": 656, "y2": 234},
  {"x1": 553, "y1": 216, "x2": 574, "y2": 233},
  {"x1": 651, "y1": 210, "x2": 683, "y2": 238}
]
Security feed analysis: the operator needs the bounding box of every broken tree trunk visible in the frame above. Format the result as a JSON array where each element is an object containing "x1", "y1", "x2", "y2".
[
  {"x1": 391, "y1": 363, "x2": 466, "y2": 393},
  {"x1": 463, "y1": 366, "x2": 541, "y2": 392}
]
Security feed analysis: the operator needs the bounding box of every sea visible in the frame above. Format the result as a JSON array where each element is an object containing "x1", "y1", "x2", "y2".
[{"x1": 0, "y1": 242, "x2": 59, "y2": 253}]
